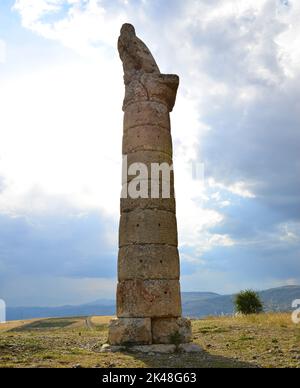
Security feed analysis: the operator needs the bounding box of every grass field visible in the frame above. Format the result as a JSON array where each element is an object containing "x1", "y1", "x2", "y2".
[{"x1": 0, "y1": 313, "x2": 299, "y2": 368}]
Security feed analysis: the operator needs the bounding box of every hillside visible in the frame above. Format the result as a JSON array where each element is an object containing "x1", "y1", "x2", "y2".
[
  {"x1": 0, "y1": 313, "x2": 299, "y2": 368},
  {"x1": 6, "y1": 286, "x2": 300, "y2": 321},
  {"x1": 7, "y1": 303, "x2": 115, "y2": 321},
  {"x1": 184, "y1": 286, "x2": 300, "y2": 317}
]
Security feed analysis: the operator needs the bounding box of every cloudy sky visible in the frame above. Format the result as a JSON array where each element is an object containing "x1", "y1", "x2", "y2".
[{"x1": 0, "y1": 0, "x2": 299, "y2": 307}]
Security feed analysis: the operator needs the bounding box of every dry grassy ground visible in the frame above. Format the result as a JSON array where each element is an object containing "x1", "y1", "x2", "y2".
[
  {"x1": 0, "y1": 313, "x2": 299, "y2": 368},
  {"x1": 0, "y1": 319, "x2": 39, "y2": 332}
]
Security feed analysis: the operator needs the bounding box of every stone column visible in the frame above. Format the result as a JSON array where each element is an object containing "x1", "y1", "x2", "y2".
[{"x1": 108, "y1": 24, "x2": 192, "y2": 346}]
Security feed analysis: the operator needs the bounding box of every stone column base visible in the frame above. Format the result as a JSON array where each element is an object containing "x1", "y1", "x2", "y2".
[
  {"x1": 108, "y1": 317, "x2": 192, "y2": 346},
  {"x1": 152, "y1": 317, "x2": 192, "y2": 344},
  {"x1": 108, "y1": 318, "x2": 152, "y2": 346}
]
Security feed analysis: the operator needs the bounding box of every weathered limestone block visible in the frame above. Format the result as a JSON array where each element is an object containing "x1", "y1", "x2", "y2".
[
  {"x1": 118, "y1": 244, "x2": 180, "y2": 280},
  {"x1": 119, "y1": 209, "x2": 178, "y2": 247},
  {"x1": 123, "y1": 74, "x2": 179, "y2": 111},
  {"x1": 128, "y1": 344, "x2": 177, "y2": 353},
  {"x1": 108, "y1": 318, "x2": 152, "y2": 345},
  {"x1": 123, "y1": 150, "x2": 173, "y2": 185},
  {"x1": 124, "y1": 101, "x2": 170, "y2": 131},
  {"x1": 123, "y1": 125, "x2": 172, "y2": 156},
  {"x1": 152, "y1": 317, "x2": 192, "y2": 344},
  {"x1": 100, "y1": 343, "x2": 126, "y2": 353},
  {"x1": 125, "y1": 149, "x2": 172, "y2": 165},
  {"x1": 140, "y1": 73, "x2": 179, "y2": 112},
  {"x1": 101, "y1": 343, "x2": 202, "y2": 353},
  {"x1": 121, "y1": 197, "x2": 176, "y2": 213},
  {"x1": 118, "y1": 24, "x2": 179, "y2": 112},
  {"x1": 121, "y1": 177, "x2": 175, "y2": 200},
  {"x1": 118, "y1": 23, "x2": 160, "y2": 87},
  {"x1": 117, "y1": 279, "x2": 182, "y2": 318},
  {"x1": 123, "y1": 78, "x2": 149, "y2": 109},
  {"x1": 178, "y1": 343, "x2": 203, "y2": 353}
]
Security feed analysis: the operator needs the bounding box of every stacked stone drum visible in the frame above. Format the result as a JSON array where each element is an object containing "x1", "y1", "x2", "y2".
[{"x1": 108, "y1": 24, "x2": 192, "y2": 346}]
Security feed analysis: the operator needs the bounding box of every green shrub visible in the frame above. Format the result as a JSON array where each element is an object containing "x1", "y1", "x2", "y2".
[{"x1": 234, "y1": 290, "x2": 263, "y2": 315}]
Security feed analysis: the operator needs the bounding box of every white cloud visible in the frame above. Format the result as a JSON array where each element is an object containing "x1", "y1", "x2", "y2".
[
  {"x1": 0, "y1": 39, "x2": 6, "y2": 63},
  {"x1": 275, "y1": 0, "x2": 300, "y2": 78},
  {"x1": 4, "y1": 0, "x2": 300, "y2": 300},
  {"x1": 208, "y1": 179, "x2": 256, "y2": 199},
  {"x1": 9, "y1": 0, "x2": 298, "y2": 244},
  {"x1": 4, "y1": 1, "x2": 228, "y2": 254},
  {"x1": 278, "y1": 222, "x2": 300, "y2": 244},
  {"x1": 13, "y1": 0, "x2": 126, "y2": 58},
  {"x1": 0, "y1": 60, "x2": 123, "y2": 219},
  {"x1": 13, "y1": 0, "x2": 62, "y2": 26}
]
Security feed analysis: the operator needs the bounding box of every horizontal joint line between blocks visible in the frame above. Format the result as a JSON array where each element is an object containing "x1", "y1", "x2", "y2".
[
  {"x1": 124, "y1": 123, "x2": 170, "y2": 132},
  {"x1": 119, "y1": 210, "x2": 177, "y2": 217},
  {"x1": 119, "y1": 243, "x2": 178, "y2": 248},
  {"x1": 118, "y1": 278, "x2": 180, "y2": 281},
  {"x1": 123, "y1": 149, "x2": 173, "y2": 158},
  {"x1": 123, "y1": 100, "x2": 169, "y2": 112},
  {"x1": 120, "y1": 208, "x2": 176, "y2": 215}
]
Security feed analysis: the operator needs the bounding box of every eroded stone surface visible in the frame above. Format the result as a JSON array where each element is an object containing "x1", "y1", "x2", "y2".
[
  {"x1": 100, "y1": 344, "x2": 126, "y2": 353},
  {"x1": 124, "y1": 101, "x2": 170, "y2": 131},
  {"x1": 117, "y1": 279, "x2": 182, "y2": 318},
  {"x1": 140, "y1": 73, "x2": 179, "y2": 112},
  {"x1": 178, "y1": 343, "x2": 203, "y2": 353},
  {"x1": 122, "y1": 74, "x2": 179, "y2": 112},
  {"x1": 118, "y1": 23, "x2": 160, "y2": 86},
  {"x1": 123, "y1": 125, "x2": 172, "y2": 156},
  {"x1": 123, "y1": 150, "x2": 173, "y2": 185},
  {"x1": 119, "y1": 209, "x2": 178, "y2": 247},
  {"x1": 101, "y1": 343, "x2": 202, "y2": 354},
  {"x1": 118, "y1": 244, "x2": 179, "y2": 281},
  {"x1": 129, "y1": 344, "x2": 176, "y2": 354},
  {"x1": 121, "y1": 197, "x2": 176, "y2": 213},
  {"x1": 152, "y1": 317, "x2": 192, "y2": 344},
  {"x1": 118, "y1": 24, "x2": 178, "y2": 112},
  {"x1": 121, "y1": 178, "x2": 175, "y2": 200},
  {"x1": 108, "y1": 318, "x2": 152, "y2": 345}
]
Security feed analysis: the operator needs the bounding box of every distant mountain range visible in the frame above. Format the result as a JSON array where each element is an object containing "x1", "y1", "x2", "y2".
[
  {"x1": 5, "y1": 286, "x2": 300, "y2": 321},
  {"x1": 182, "y1": 286, "x2": 300, "y2": 317}
]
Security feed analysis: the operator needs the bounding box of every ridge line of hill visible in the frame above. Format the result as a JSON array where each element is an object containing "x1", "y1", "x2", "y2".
[{"x1": 4, "y1": 285, "x2": 300, "y2": 321}]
